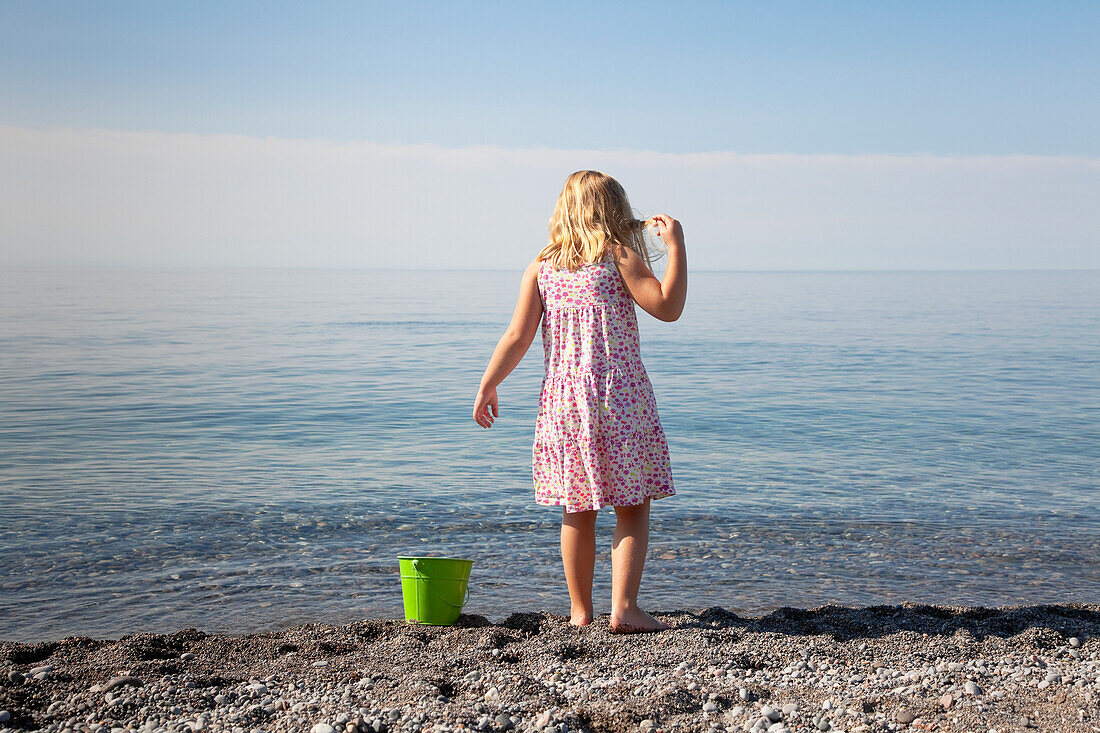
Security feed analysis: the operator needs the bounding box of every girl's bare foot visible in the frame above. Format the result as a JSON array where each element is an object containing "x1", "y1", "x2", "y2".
[
  {"x1": 569, "y1": 606, "x2": 594, "y2": 626},
  {"x1": 609, "y1": 607, "x2": 669, "y2": 633}
]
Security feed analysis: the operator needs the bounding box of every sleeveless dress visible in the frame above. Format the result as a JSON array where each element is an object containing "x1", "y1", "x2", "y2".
[{"x1": 533, "y1": 249, "x2": 676, "y2": 513}]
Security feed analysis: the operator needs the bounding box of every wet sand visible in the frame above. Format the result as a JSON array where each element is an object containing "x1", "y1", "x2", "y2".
[{"x1": 2, "y1": 603, "x2": 1098, "y2": 733}]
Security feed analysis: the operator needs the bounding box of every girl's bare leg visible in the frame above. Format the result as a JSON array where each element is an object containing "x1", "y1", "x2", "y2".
[
  {"x1": 610, "y1": 497, "x2": 669, "y2": 632},
  {"x1": 561, "y1": 508, "x2": 597, "y2": 625}
]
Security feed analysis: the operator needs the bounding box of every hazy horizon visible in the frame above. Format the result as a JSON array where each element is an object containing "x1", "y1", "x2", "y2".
[{"x1": 6, "y1": 263, "x2": 1099, "y2": 273}]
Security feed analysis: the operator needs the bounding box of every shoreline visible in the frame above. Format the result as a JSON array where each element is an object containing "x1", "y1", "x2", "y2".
[{"x1": 2, "y1": 602, "x2": 1098, "y2": 733}]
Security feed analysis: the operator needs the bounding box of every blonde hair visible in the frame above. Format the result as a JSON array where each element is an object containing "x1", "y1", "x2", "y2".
[{"x1": 537, "y1": 170, "x2": 665, "y2": 272}]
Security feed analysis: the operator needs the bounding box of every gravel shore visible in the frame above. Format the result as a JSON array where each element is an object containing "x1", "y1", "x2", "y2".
[{"x1": 2, "y1": 603, "x2": 1098, "y2": 733}]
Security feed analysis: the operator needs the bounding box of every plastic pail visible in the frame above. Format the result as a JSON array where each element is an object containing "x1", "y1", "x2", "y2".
[{"x1": 397, "y1": 556, "x2": 473, "y2": 625}]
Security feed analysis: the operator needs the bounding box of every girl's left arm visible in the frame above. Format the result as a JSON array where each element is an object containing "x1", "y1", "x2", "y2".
[{"x1": 473, "y1": 259, "x2": 544, "y2": 428}]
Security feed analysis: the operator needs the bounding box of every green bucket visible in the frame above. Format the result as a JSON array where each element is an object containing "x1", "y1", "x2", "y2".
[{"x1": 398, "y1": 556, "x2": 473, "y2": 625}]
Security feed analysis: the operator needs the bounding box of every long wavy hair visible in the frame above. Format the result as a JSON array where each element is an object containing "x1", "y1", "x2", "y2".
[{"x1": 537, "y1": 170, "x2": 665, "y2": 272}]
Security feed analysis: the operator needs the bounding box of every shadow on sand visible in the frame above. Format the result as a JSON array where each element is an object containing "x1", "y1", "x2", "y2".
[{"x1": 461, "y1": 602, "x2": 1099, "y2": 645}]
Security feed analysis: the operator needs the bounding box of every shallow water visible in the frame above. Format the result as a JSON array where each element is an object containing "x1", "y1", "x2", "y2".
[{"x1": 1, "y1": 267, "x2": 1097, "y2": 641}]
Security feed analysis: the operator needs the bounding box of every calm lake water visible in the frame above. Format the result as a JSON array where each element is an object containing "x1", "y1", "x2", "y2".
[{"x1": 1, "y1": 267, "x2": 1098, "y2": 642}]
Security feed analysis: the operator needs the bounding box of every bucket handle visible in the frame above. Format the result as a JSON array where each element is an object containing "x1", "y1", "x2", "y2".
[{"x1": 411, "y1": 559, "x2": 471, "y2": 609}]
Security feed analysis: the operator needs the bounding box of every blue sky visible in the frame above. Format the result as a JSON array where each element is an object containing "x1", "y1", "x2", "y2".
[
  {"x1": 1, "y1": 1, "x2": 1098, "y2": 269},
  {"x1": 2, "y1": 0, "x2": 1097, "y2": 154}
]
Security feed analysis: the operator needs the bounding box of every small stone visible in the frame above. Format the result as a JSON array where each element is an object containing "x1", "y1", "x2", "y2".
[
  {"x1": 761, "y1": 706, "x2": 781, "y2": 722},
  {"x1": 1068, "y1": 637, "x2": 1081, "y2": 648},
  {"x1": 781, "y1": 703, "x2": 798, "y2": 715},
  {"x1": 7, "y1": 671, "x2": 23, "y2": 683},
  {"x1": 312, "y1": 660, "x2": 329, "y2": 668},
  {"x1": 897, "y1": 709, "x2": 916, "y2": 725},
  {"x1": 703, "y1": 701, "x2": 718, "y2": 712},
  {"x1": 485, "y1": 686, "x2": 501, "y2": 704},
  {"x1": 739, "y1": 687, "x2": 752, "y2": 701},
  {"x1": 639, "y1": 720, "x2": 656, "y2": 732},
  {"x1": 816, "y1": 720, "x2": 830, "y2": 731},
  {"x1": 29, "y1": 665, "x2": 53, "y2": 675},
  {"x1": 102, "y1": 675, "x2": 144, "y2": 692},
  {"x1": 1019, "y1": 715, "x2": 1032, "y2": 728},
  {"x1": 940, "y1": 693, "x2": 954, "y2": 710},
  {"x1": 0, "y1": 711, "x2": 10, "y2": 723},
  {"x1": 964, "y1": 681, "x2": 982, "y2": 696},
  {"x1": 311, "y1": 725, "x2": 336, "y2": 733},
  {"x1": 494, "y1": 714, "x2": 514, "y2": 730},
  {"x1": 181, "y1": 652, "x2": 195, "y2": 661}
]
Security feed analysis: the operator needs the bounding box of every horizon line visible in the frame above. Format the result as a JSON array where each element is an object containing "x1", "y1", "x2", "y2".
[{"x1": 3, "y1": 265, "x2": 1098, "y2": 274}]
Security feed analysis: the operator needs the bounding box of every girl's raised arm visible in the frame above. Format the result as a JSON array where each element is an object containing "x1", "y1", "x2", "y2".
[
  {"x1": 613, "y1": 215, "x2": 687, "y2": 322},
  {"x1": 473, "y1": 258, "x2": 545, "y2": 428}
]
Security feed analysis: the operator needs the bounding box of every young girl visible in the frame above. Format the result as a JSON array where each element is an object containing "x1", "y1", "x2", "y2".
[{"x1": 473, "y1": 170, "x2": 687, "y2": 634}]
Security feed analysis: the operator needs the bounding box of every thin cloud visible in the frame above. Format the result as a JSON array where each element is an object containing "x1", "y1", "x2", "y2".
[{"x1": 1, "y1": 125, "x2": 1097, "y2": 269}]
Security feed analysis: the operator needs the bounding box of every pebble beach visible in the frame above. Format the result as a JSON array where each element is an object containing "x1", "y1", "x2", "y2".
[{"x1": 2, "y1": 603, "x2": 1098, "y2": 733}]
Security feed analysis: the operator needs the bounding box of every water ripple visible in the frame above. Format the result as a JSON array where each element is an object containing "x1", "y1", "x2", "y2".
[{"x1": 0, "y1": 268, "x2": 1097, "y2": 641}]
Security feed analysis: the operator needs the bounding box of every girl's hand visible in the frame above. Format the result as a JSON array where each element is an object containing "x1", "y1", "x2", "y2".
[
  {"x1": 649, "y1": 214, "x2": 685, "y2": 248},
  {"x1": 473, "y1": 386, "x2": 499, "y2": 428}
]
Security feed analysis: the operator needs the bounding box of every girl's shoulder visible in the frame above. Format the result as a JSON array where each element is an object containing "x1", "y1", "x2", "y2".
[
  {"x1": 609, "y1": 242, "x2": 654, "y2": 275},
  {"x1": 607, "y1": 241, "x2": 636, "y2": 266}
]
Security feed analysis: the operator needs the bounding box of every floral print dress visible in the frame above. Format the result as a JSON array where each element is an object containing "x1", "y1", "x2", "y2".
[{"x1": 533, "y1": 248, "x2": 676, "y2": 513}]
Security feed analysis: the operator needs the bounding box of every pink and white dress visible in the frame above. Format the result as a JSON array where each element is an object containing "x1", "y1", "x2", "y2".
[{"x1": 533, "y1": 248, "x2": 676, "y2": 513}]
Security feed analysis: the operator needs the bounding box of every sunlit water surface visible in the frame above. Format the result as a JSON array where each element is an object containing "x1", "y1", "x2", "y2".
[{"x1": 1, "y1": 267, "x2": 1097, "y2": 641}]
